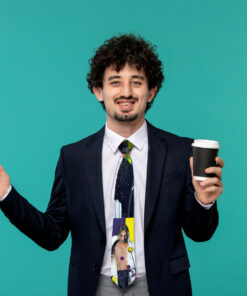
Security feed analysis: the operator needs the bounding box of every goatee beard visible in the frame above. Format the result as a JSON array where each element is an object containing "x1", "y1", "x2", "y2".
[{"x1": 114, "y1": 113, "x2": 138, "y2": 122}]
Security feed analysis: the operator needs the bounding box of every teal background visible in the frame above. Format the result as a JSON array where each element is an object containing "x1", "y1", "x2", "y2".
[{"x1": 0, "y1": 0, "x2": 246, "y2": 295}]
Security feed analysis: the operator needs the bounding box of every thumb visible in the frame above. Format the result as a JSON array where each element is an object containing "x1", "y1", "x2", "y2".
[
  {"x1": 0, "y1": 164, "x2": 7, "y2": 175},
  {"x1": 189, "y1": 157, "x2": 193, "y2": 176}
]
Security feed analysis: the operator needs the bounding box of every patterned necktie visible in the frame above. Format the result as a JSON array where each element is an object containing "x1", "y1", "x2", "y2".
[{"x1": 111, "y1": 140, "x2": 136, "y2": 289}]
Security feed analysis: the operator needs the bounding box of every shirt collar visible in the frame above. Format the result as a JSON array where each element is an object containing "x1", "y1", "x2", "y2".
[{"x1": 104, "y1": 120, "x2": 148, "y2": 154}]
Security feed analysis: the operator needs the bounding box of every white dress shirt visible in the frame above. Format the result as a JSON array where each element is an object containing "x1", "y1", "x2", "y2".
[{"x1": 1, "y1": 184, "x2": 12, "y2": 200}]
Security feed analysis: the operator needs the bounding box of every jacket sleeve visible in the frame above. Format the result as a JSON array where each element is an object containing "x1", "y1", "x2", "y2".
[
  {"x1": 181, "y1": 154, "x2": 219, "y2": 242},
  {"x1": 0, "y1": 148, "x2": 70, "y2": 251}
]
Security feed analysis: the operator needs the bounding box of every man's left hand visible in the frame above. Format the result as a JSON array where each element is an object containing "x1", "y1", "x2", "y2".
[{"x1": 189, "y1": 157, "x2": 224, "y2": 205}]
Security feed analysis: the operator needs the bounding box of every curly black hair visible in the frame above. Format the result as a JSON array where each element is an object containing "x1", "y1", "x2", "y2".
[{"x1": 87, "y1": 34, "x2": 164, "y2": 112}]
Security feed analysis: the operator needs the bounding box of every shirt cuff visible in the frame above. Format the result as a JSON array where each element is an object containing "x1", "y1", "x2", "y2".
[
  {"x1": 0, "y1": 185, "x2": 12, "y2": 201},
  {"x1": 194, "y1": 192, "x2": 214, "y2": 210}
]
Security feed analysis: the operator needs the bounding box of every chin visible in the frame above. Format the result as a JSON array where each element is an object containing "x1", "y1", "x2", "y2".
[{"x1": 114, "y1": 112, "x2": 138, "y2": 122}]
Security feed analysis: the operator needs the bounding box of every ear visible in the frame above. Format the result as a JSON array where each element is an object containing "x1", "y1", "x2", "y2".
[
  {"x1": 147, "y1": 86, "x2": 158, "y2": 103},
  {"x1": 93, "y1": 87, "x2": 104, "y2": 103}
]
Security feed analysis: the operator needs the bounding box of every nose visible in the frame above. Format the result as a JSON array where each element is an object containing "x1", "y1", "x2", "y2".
[{"x1": 120, "y1": 83, "x2": 133, "y2": 97}]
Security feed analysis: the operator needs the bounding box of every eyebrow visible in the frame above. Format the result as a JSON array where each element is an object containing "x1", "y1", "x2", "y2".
[
  {"x1": 131, "y1": 75, "x2": 145, "y2": 80},
  {"x1": 108, "y1": 75, "x2": 121, "y2": 81},
  {"x1": 107, "y1": 75, "x2": 145, "y2": 81}
]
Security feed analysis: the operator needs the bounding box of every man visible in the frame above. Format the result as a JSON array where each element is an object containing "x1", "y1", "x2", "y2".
[
  {"x1": 0, "y1": 34, "x2": 224, "y2": 296},
  {"x1": 111, "y1": 224, "x2": 136, "y2": 289}
]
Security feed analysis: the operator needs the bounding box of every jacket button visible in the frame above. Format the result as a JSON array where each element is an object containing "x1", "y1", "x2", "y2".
[
  {"x1": 100, "y1": 239, "x2": 106, "y2": 246},
  {"x1": 93, "y1": 265, "x2": 100, "y2": 274}
]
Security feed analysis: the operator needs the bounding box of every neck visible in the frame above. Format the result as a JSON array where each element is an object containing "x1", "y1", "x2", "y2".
[{"x1": 107, "y1": 117, "x2": 145, "y2": 138}]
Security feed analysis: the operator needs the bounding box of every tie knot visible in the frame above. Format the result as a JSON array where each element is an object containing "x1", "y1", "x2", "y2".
[{"x1": 118, "y1": 140, "x2": 134, "y2": 155}]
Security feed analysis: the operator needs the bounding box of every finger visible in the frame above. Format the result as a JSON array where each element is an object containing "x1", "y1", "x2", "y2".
[
  {"x1": 0, "y1": 164, "x2": 7, "y2": 175},
  {"x1": 200, "y1": 177, "x2": 221, "y2": 186},
  {"x1": 216, "y1": 157, "x2": 224, "y2": 168},
  {"x1": 202, "y1": 185, "x2": 223, "y2": 193},
  {"x1": 205, "y1": 167, "x2": 222, "y2": 179},
  {"x1": 189, "y1": 157, "x2": 193, "y2": 176},
  {"x1": 200, "y1": 178, "x2": 223, "y2": 187}
]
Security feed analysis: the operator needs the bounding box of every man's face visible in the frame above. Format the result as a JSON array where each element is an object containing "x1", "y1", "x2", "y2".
[
  {"x1": 93, "y1": 63, "x2": 157, "y2": 125},
  {"x1": 119, "y1": 230, "x2": 127, "y2": 242}
]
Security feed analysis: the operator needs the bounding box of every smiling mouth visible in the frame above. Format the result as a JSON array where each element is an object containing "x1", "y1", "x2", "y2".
[{"x1": 116, "y1": 99, "x2": 136, "y2": 111}]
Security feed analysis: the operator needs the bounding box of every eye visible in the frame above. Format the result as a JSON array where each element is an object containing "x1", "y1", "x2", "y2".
[
  {"x1": 133, "y1": 81, "x2": 142, "y2": 85},
  {"x1": 110, "y1": 81, "x2": 120, "y2": 86}
]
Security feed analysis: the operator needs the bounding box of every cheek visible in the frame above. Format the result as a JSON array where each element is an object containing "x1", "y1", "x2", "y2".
[
  {"x1": 103, "y1": 90, "x2": 118, "y2": 102},
  {"x1": 139, "y1": 95, "x2": 149, "y2": 106},
  {"x1": 137, "y1": 89, "x2": 149, "y2": 101}
]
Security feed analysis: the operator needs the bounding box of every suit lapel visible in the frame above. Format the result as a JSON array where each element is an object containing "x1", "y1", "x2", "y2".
[
  {"x1": 144, "y1": 122, "x2": 168, "y2": 233},
  {"x1": 83, "y1": 126, "x2": 106, "y2": 235}
]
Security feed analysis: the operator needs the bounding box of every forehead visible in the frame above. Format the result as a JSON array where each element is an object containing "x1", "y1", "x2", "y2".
[{"x1": 103, "y1": 63, "x2": 146, "y2": 79}]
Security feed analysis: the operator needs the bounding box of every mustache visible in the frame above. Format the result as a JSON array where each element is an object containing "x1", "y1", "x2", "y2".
[{"x1": 114, "y1": 96, "x2": 138, "y2": 103}]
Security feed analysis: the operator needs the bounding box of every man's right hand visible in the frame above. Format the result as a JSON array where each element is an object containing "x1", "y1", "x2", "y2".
[{"x1": 0, "y1": 164, "x2": 11, "y2": 199}]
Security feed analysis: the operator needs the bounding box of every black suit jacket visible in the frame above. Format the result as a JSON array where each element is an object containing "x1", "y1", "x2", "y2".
[{"x1": 0, "y1": 121, "x2": 218, "y2": 296}]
